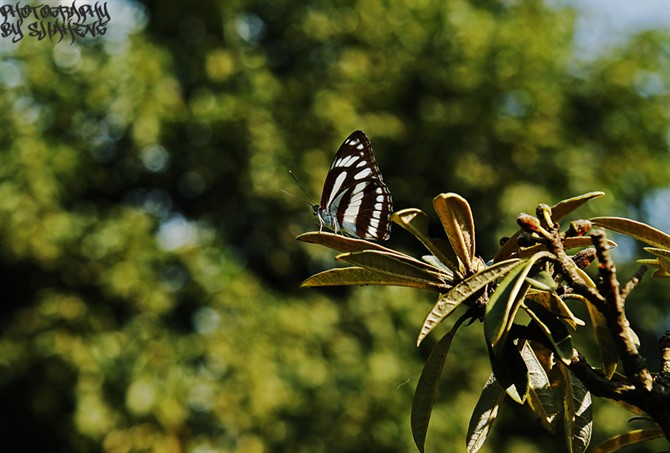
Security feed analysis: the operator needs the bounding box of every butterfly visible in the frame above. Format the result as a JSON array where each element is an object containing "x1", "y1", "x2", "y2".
[{"x1": 312, "y1": 130, "x2": 393, "y2": 241}]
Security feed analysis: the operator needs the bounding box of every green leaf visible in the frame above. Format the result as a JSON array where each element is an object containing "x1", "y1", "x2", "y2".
[
  {"x1": 412, "y1": 314, "x2": 469, "y2": 453},
  {"x1": 488, "y1": 340, "x2": 529, "y2": 404},
  {"x1": 495, "y1": 192, "x2": 605, "y2": 262},
  {"x1": 592, "y1": 429, "x2": 665, "y2": 453},
  {"x1": 485, "y1": 252, "x2": 550, "y2": 354},
  {"x1": 523, "y1": 300, "x2": 574, "y2": 364},
  {"x1": 574, "y1": 267, "x2": 618, "y2": 378},
  {"x1": 392, "y1": 208, "x2": 461, "y2": 275},
  {"x1": 525, "y1": 290, "x2": 585, "y2": 329},
  {"x1": 433, "y1": 193, "x2": 477, "y2": 273},
  {"x1": 521, "y1": 342, "x2": 559, "y2": 434},
  {"x1": 301, "y1": 267, "x2": 445, "y2": 290},
  {"x1": 525, "y1": 269, "x2": 558, "y2": 291},
  {"x1": 591, "y1": 217, "x2": 670, "y2": 249},
  {"x1": 417, "y1": 258, "x2": 522, "y2": 346},
  {"x1": 466, "y1": 373, "x2": 505, "y2": 453},
  {"x1": 561, "y1": 365, "x2": 593, "y2": 453},
  {"x1": 484, "y1": 260, "x2": 530, "y2": 351},
  {"x1": 337, "y1": 250, "x2": 450, "y2": 289}
]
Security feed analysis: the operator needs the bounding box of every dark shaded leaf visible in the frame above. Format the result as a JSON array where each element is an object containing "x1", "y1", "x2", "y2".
[
  {"x1": 574, "y1": 267, "x2": 618, "y2": 378},
  {"x1": 412, "y1": 314, "x2": 469, "y2": 453},
  {"x1": 523, "y1": 300, "x2": 574, "y2": 364},
  {"x1": 488, "y1": 340, "x2": 529, "y2": 404}
]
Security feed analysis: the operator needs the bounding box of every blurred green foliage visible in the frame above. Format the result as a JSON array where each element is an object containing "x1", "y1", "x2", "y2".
[{"x1": 1, "y1": 0, "x2": 668, "y2": 452}]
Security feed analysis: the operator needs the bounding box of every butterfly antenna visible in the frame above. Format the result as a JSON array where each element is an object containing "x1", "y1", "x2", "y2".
[
  {"x1": 288, "y1": 170, "x2": 317, "y2": 206},
  {"x1": 281, "y1": 189, "x2": 313, "y2": 207}
]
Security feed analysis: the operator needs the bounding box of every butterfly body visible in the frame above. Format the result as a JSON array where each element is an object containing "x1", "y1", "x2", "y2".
[{"x1": 313, "y1": 130, "x2": 393, "y2": 241}]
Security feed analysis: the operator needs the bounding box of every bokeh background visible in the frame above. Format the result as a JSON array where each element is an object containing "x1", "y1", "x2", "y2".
[{"x1": 1, "y1": 1, "x2": 669, "y2": 452}]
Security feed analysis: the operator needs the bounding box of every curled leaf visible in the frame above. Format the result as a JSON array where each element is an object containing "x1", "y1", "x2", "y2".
[
  {"x1": 433, "y1": 193, "x2": 476, "y2": 273},
  {"x1": 392, "y1": 208, "x2": 461, "y2": 275}
]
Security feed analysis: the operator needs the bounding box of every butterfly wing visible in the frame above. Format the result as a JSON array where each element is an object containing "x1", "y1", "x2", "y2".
[{"x1": 319, "y1": 130, "x2": 393, "y2": 241}]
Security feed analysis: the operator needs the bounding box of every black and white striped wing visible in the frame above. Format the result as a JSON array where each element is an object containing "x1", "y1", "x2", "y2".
[{"x1": 317, "y1": 130, "x2": 393, "y2": 241}]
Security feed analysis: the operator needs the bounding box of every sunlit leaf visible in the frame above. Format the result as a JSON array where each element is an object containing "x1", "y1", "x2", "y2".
[
  {"x1": 642, "y1": 246, "x2": 670, "y2": 260},
  {"x1": 521, "y1": 342, "x2": 559, "y2": 434},
  {"x1": 392, "y1": 209, "x2": 461, "y2": 275},
  {"x1": 412, "y1": 314, "x2": 469, "y2": 453},
  {"x1": 591, "y1": 217, "x2": 670, "y2": 249},
  {"x1": 466, "y1": 373, "x2": 505, "y2": 453},
  {"x1": 336, "y1": 250, "x2": 449, "y2": 289},
  {"x1": 525, "y1": 291, "x2": 585, "y2": 329},
  {"x1": 592, "y1": 428, "x2": 665, "y2": 453},
  {"x1": 301, "y1": 267, "x2": 445, "y2": 290},
  {"x1": 433, "y1": 193, "x2": 476, "y2": 273},
  {"x1": 641, "y1": 247, "x2": 670, "y2": 275},
  {"x1": 495, "y1": 192, "x2": 605, "y2": 262},
  {"x1": 417, "y1": 258, "x2": 522, "y2": 346},
  {"x1": 297, "y1": 231, "x2": 407, "y2": 255}
]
